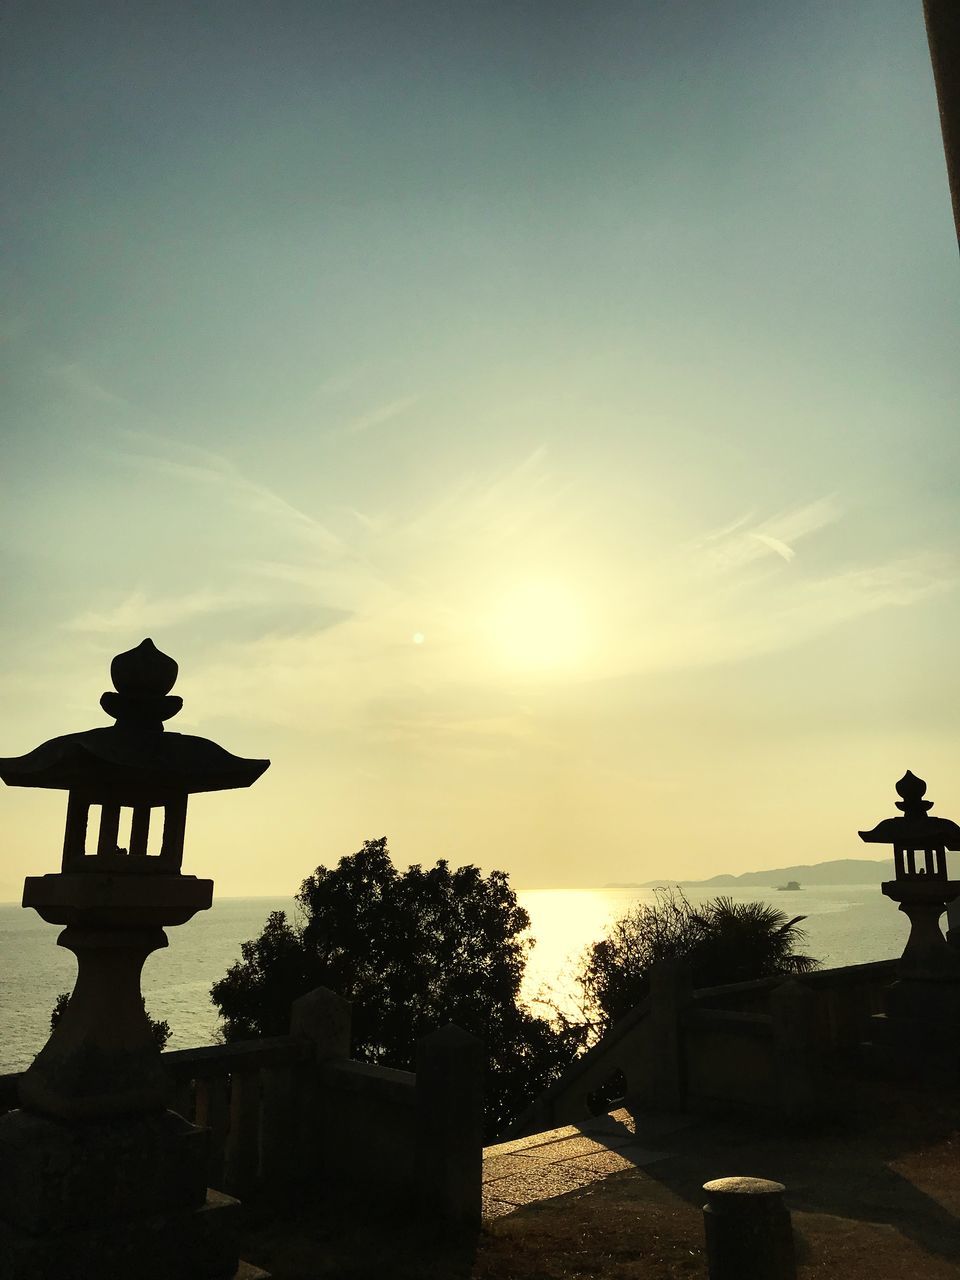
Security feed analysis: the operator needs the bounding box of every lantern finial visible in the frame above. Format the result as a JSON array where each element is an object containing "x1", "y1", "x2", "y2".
[
  {"x1": 100, "y1": 638, "x2": 182, "y2": 729},
  {"x1": 895, "y1": 770, "x2": 933, "y2": 817}
]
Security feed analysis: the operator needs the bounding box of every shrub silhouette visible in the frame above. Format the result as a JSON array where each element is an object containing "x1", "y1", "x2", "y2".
[
  {"x1": 579, "y1": 887, "x2": 818, "y2": 1033},
  {"x1": 50, "y1": 991, "x2": 172, "y2": 1051}
]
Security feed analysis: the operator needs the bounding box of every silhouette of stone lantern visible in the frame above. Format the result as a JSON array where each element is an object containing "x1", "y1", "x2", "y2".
[
  {"x1": 859, "y1": 770, "x2": 960, "y2": 1071},
  {"x1": 0, "y1": 639, "x2": 269, "y2": 1278},
  {"x1": 859, "y1": 770, "x2": 960, "y2": 979}
]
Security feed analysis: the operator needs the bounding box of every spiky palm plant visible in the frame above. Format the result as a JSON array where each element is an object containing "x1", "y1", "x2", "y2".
[
  {"x1": 689, "y1": 896, "x2": 817, "y2": 987},
  {"x1": 579, "y1": 888, "x2": 818, "y2": 1033}
]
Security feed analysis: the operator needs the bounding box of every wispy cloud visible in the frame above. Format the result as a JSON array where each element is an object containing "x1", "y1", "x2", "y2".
[
  {"x1": 749, "y1": 532, "x2": 796, "y2": 562},
  {"x1": 689, "y1": 550, "x2": 960, "y2": 670},
  {"x1": 334, "y1": 394, "x2": 420, "y2": 439},
  {"x1": 615, "y1": 540, "x2": 960, "y2": 678},
  {"x1": 64, "y1": 588, "x2": 250, "y2": 634},
  {"x1": 54, "y1": 423, "x2": 960, "y2": 756},
  {"x1": 48, "y1": 359, "x2": 349, "y2": 556},
  {"x1": 48, "y1": 361, "x2": 131, "y2": 409},
  {"x1": 696, "y1": 497, "x2": 841, "y2": 570},
  {"x1": 113, "y1": 427, "x2": 347, "y2": 557}
]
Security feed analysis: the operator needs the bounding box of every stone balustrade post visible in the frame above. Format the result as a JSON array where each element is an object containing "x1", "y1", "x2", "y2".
[
  {"x1": 258, "y1": 1064, "x2": 297, "y2": 1190},
  {"x1": 223, "y1": 1069, "x2": 261, "y2": 1199},
  {"x1": 649, "y1": 959, "x2": 692, "y2": 1110},
  {"x1": 702, "y1": 1177, "x2": 796, "y2": 1280},
  {"x1": 290, "y1": 987, "x2": 352, "y2": 1061},
  {"x1": 282, "y1": 987, "x2": 352, "y2": 1182},
  {"x1": 416, "y1": 1024, "x2": 484, "y2": 1228}
]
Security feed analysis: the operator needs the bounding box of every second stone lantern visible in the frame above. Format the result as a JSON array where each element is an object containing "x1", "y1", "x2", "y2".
[
  {"x1": 858, "y1": 770, "x2": 960, "y2": 1075},
  {"x1": 859, "y1": 770, "x2": 960, "y2": 981},
  {"x1": 0, "y1": 639, "x2": 269, "y2": 1279}
]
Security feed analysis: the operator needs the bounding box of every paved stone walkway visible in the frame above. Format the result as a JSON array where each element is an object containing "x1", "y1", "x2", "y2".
[{"x1": 482, "y1": 1107, "x2": 698, "y2": 1220}]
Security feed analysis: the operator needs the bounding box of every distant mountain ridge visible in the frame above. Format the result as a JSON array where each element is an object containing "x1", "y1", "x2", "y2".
[{"x1": 607, "y1": 857, "x2": 891, "y2": 889}]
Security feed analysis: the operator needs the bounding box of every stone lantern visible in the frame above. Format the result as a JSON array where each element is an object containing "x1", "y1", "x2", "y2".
[
  {"x1": 859, "y1": 770, "x2": 960, "y2": 980},
  {"x1": 858, "y1": 770, "x2": 960, "y2": 1072},
  {"x1": 0, "y1": 639, "x2": 269, "y2": 1279}
]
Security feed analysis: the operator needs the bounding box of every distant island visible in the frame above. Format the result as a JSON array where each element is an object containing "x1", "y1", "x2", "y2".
[{"x1": 607, "y1": 857, "x2": 890, "y2": 889}]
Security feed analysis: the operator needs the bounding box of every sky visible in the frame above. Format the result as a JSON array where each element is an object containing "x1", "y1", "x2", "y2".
[{"x1": 2, "y1": 1, "x2": 959, "y2": 899}]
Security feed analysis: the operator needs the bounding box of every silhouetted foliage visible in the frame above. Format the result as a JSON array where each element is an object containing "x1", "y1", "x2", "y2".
[
  {"x1": 50, "y1": 991, "x2": 172, "y2": 1051},
  {"x1": 579, "y1": 888, "x2": 818, "y2": 1032},
  {"x1": 210, "y1": 838, "x2": 585, "y2": 1137}
]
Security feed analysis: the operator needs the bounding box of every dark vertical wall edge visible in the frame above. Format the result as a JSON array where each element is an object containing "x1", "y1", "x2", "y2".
[{"x1": 924, "y1": 0, "x2": 960, "y2": 251}]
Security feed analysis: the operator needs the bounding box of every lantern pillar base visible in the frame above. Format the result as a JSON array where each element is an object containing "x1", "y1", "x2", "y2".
[
  {"x1": 0, "y1": 1188, "x2": 257, "y2": 1280},
  {"x1": 881, "y1": 879, "x2": 960, "y2": 982},
  {"x1": 0, "y1": 1108, "x2": 264, "y2": 1279},
  {"x1": 864, "y1": 980, "x2": 960, "y2": 1082},
  {"x1": 0, "y1": 1107, "x2": 207, "y2": 1230},
  {"x1": 19, "y1": 872, "x2": 212, "y2": 1120}
]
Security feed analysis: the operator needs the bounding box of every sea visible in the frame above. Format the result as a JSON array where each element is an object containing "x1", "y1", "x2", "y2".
[{"x1": 0, "y1": 883, "x2": 904, "y2": 1075}]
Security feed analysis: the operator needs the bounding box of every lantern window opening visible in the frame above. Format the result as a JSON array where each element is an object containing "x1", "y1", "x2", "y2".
[
  {"x1": 61, "y1": 790, "x2": 188, "y2": 873},
  {"x1": 892, "y1": 843, "x2": 947, "y2": 883}
]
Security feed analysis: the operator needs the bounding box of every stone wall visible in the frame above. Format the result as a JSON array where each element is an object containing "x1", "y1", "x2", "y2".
[
  {"x1": 313, "y1": 1059, "x2": 417, "y2": 1193},
  {"x1": 683, "y1": 1010, "x2": 778, "y2": 1112}
]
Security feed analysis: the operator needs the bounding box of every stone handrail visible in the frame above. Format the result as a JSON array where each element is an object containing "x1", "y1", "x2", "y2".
[
  {"x1": 694, "y1": 957, "x2": 897, "y2": 1007},
  {"x1": 508, "y1": 985, "x2": 657, "y2": 1138},
  {"x1": 163, "y1": 1035, "x2": 313, "y2": 1079}
]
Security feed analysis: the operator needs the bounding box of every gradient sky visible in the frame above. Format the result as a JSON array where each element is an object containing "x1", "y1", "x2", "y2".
[{"x1": 2, "y1": 1, "x2": 958, "y2": 899}]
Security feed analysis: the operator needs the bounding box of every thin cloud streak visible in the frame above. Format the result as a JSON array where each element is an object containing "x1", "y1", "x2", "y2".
[
  {"x1": 113, "y1": 427, "x2": 347, "y2": 556},
  {"x1": 749, "y1": 532, "x2": 796, "y2": 562},
  {"x1": 613, "y1": 548, "x2": 959, "y2": 679},
  {"x1": 339, "y1": 394, "x2": 420, "y2": 438},
  {"x1": 696, "y1": 497, "x2": 841, "y2": 570},
  {"x1": 48, "y1": 361, "x2": 132, "y2": 409},
  {"x1": 64, "y1": 588, "x2": 254, "y2": 634}
]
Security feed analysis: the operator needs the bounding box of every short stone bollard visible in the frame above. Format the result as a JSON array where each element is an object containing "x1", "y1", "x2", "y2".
[{"x1": 702, "y1": 1177, "x2": 796, "y2": 1280}]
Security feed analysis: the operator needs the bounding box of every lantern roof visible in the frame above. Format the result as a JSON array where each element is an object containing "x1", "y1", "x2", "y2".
[
  {"x1": 0, "y1": 639, "x2": 269, "y2": 796},
  {"x1": 858, "y1": 770, "x2": 960, "y2": 850}
]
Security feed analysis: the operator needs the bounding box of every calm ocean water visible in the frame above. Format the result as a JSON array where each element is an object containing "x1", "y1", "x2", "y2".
[{"x1": 0, "y1": 883, "x2": 905, "y2": 1074}]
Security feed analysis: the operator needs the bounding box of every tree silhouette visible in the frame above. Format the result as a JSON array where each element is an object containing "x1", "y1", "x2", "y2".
[{"x1": 210, "y1": 838, "x2": 584, "y2": 1137}]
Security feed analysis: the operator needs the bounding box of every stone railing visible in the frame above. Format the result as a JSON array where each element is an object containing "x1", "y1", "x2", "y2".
[
  {"x1": 513, "y1": 957, "x2": 898, "y2": 1137},
  {"x1": 162, "y1": 1034, "x2": 314, "y2": 1198},
  {"x1": 0, "y1": 987, "x2": 484, "y2": 1225}
]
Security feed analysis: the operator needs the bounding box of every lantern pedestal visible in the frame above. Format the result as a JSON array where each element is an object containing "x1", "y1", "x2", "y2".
[
  {"x1": 0, "y1": 1177, "x2": 247, "y2": 1280},
  {"x1": 18, "y1": 872, "x2": 211, "y2": 1120},
  {"x1": 0, "y1": 872, "x2": 260, "y2": 1278},
  {"x1": 881, "y1": 879, "x2": 960, "y2": 982},
  {"x1": 865, "y1": 880, "x2": 960, "y2": 1079},
  {"x1": 867, "y1": 981, "x2": 960, "y2": 1079},
  {"x1": 0, "y1": 1109, "x2": 249, "y2": 1280}
]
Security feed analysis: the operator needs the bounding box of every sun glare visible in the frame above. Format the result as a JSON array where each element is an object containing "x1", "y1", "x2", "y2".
[{"x1": 489, "y1": 580, "x2": 588, "y2": 673}]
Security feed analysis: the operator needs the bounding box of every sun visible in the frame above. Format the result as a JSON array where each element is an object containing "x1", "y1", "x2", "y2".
[{"x1": 489, "y1": 580, "x2": 588, "y2": 673}]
